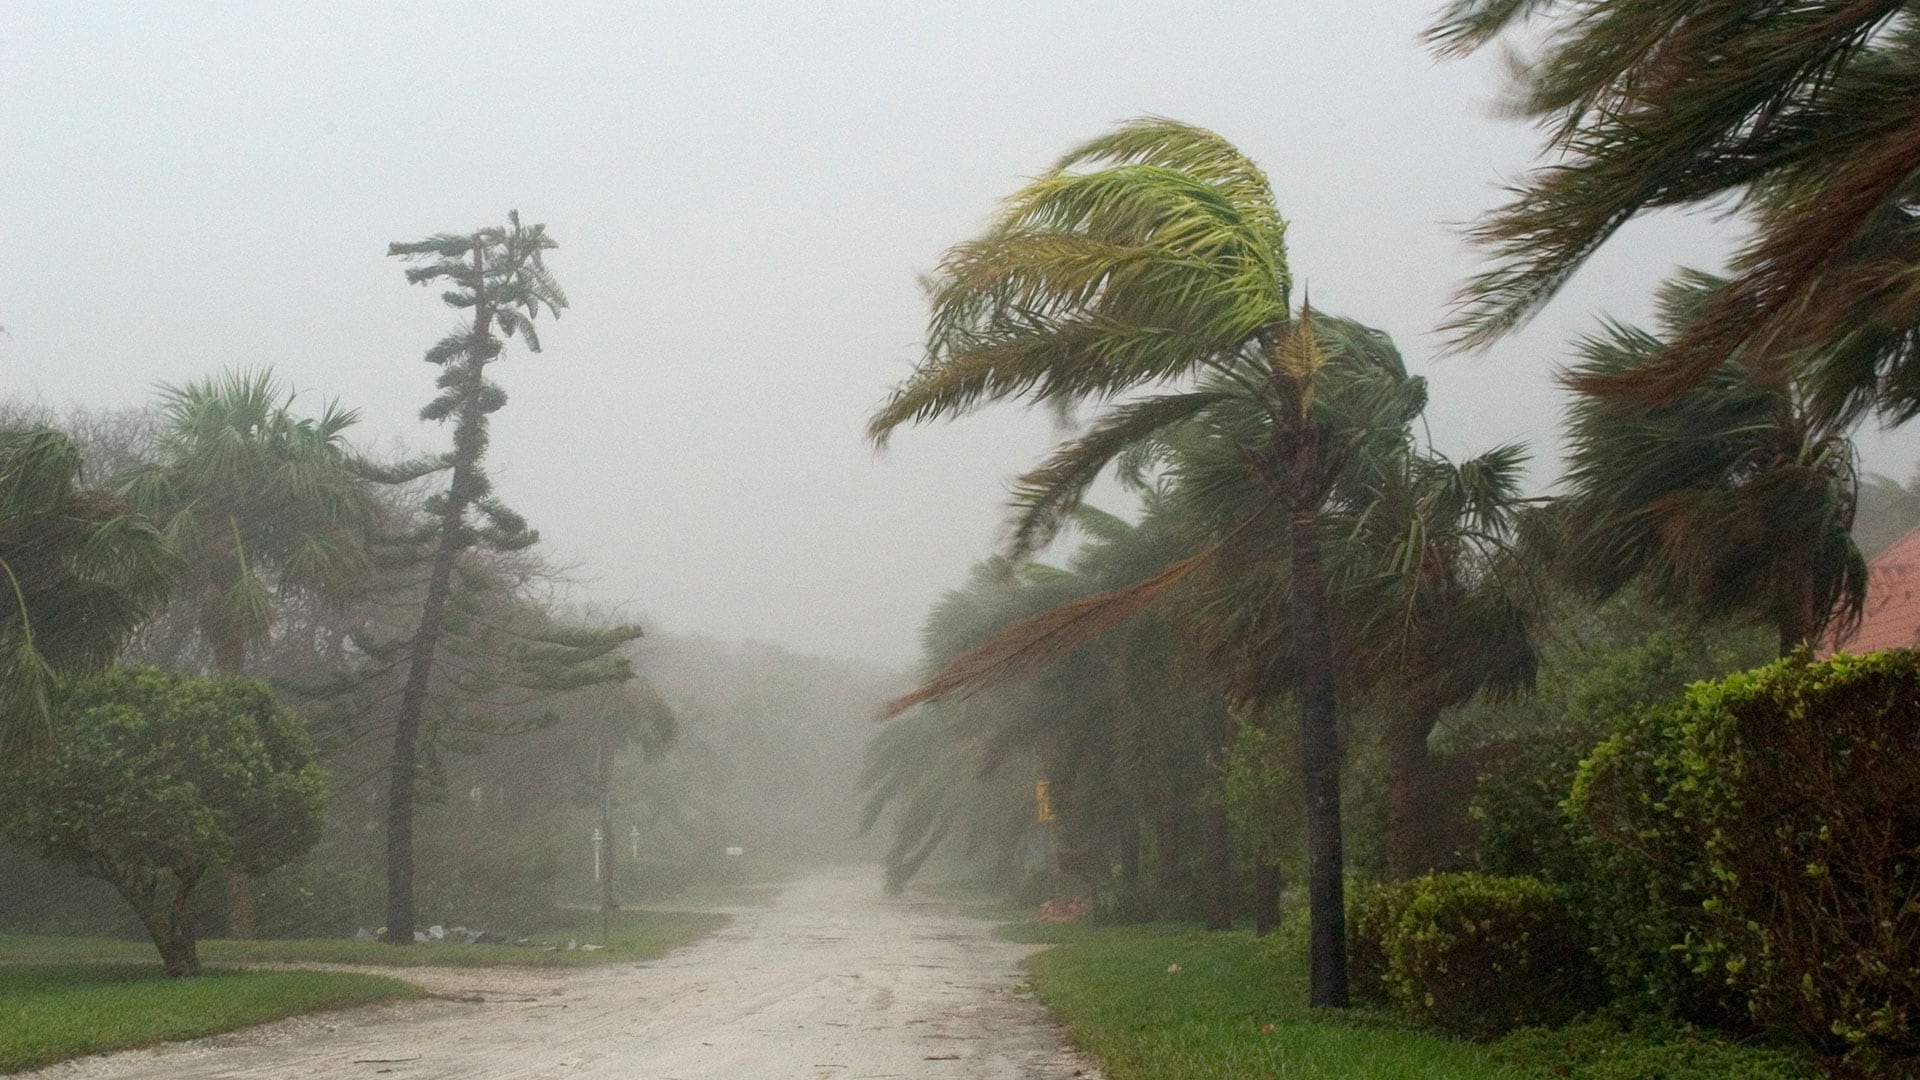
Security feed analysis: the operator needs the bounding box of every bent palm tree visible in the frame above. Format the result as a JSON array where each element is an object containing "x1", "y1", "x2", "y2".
[
  {"x1": 0, "y1": 427, "x2": 176, "y2": 759},
  {"x1": 1555, "y1": 271, "x2": 1867, "y2": 653},
  {"x1": 870, "y1": 118, "x2": 1402, "y2": 1006}
]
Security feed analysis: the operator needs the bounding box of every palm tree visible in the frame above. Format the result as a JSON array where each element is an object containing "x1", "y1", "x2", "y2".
[
  {"x1": 115, "y1": 368, "x2": 379, "y2": 935},
  {"x1": 0, "y1": 427, "x2": 176, "y2": 759},
  {"x1": 1431, "y1": 1, "x2": 1920, "y2": 422},
  {"x1": 1555, "y1": 271, "x2": 1867, "y2": 654},
  {"x1": 870, "y1": 118, "x2": 1422, "y2": 1006},
  {"x1": 1336, "y1": 447, "x2": 1538, "y2": 878}
]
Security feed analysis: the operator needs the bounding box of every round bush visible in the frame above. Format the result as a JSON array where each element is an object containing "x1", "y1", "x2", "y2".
[{"x1": 1348, "y1": 872, "x2": 1601, "y2": 1040}]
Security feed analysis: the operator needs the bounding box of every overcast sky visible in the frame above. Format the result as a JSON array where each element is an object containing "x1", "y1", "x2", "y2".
[{"x1": 7, "y1": 1, "x2": 1919, "y2": 668}]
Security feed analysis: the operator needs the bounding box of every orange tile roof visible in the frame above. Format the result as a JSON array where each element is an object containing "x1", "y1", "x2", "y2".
[{"x1": 1825, "y1": 524, "x2": 1920, "y2": 656}]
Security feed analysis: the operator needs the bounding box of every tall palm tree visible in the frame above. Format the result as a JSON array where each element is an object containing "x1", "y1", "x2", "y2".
[
  {"x1": 1555, "y1": 271, "x2": 1867, "y2": 654},
  {"x1": 0, "y1": 427, "x2": 176, "y2": 759},
  {"x1": 1431, "y1": 1, "x2": 1920, "y2": 422},
  {"x1": 870, "y1": 118, "x2": 1420, "y2": 1005},
  {"x1": 116, "y1": 368, "x2": 379, "y2": 935}
]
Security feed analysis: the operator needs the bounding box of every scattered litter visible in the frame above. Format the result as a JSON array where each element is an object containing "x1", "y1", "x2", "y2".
[{"x1": 1166, "y1": 963, "x2": 1181, "y2": 974}]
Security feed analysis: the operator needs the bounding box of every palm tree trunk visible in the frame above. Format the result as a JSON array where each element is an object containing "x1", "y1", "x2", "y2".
[
  {"x1": 386, "y1": 238, "x2": 493, "y2": 944},
  {"x1": 1289, "y1": 506, "x2": 1349, "y2": 1008},
  {"x1": 201, "y1": 590, "x2": 258, "y2": 940},
  {"x1": 1386, "y1": 706, "x2": 1438, "y2": 881},
  {"x1": 1203, "y1": 794, "x2": 1232, "y2": 930},
  {"x1": 1253, "y1": 860, "x2": 1282, "y2": 936},
  {"x1": 1204, "y1": 706, "x2": 1236, "y2": 930}
]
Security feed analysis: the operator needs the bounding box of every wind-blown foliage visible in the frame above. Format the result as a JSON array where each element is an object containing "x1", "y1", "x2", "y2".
[
  {"x1": 871, "y1": 118, "x2": 1409, "y2": 1005},
  {"x1": 1432, "y1": 1, "x2": 1920, "y2": 426},
  {"x1": 0, "y1": 427, "x2": 176, "y2": 759},
  {"x1": 1555, "y1": 271, "x2": 1866, "y2": 653}
]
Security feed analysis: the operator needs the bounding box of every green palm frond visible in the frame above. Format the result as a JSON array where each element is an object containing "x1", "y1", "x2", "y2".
[{"x1": 1004, "y1": 389, "x2": 1234, "y2": 560}]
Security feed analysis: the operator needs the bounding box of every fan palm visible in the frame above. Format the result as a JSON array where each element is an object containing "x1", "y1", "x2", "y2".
[
  {"x1": 1336, "y1": 447, "x2": 1538, "y2": 878},
  {"x1": 1432, "y1": 1, "x2": 1920, "y2": 421},
  {"x1": 1556, "y1": 271, "x2": 1867, "y2": 653},
  {"x1": 116, "y1": 368, "x2": 379, "y2": 935},
  {"x1": 0, "y1": 427, "x2": 176, "y2": 759},
  {"x1": 869, "y1": 118, "x2": 1421, "y2": 1005},
  {"x1": 118, "y1": 369, "x2": 376, "y2": 676}
]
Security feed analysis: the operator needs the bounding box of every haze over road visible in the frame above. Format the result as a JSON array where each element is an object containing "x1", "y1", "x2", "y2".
[{"x1": 25, "y1": 871, "x2": 1095, "y2": 1080}]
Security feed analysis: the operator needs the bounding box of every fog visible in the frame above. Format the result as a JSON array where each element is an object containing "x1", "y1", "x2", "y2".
[{"x1": 7, "y1": 0, "x2": 1920, "y2": 669}]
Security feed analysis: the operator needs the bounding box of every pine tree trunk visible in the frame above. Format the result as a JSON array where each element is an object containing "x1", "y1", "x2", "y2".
[
  {"x1": 1386, "y1": 707, "x2": 1438, "y2": 881},
  {"x1": 1290, "y1": 505, "x2": 1349, "y2": 1007},
  {"x1": 386, "y1": 238, "x2": 493, "y2": 944}
]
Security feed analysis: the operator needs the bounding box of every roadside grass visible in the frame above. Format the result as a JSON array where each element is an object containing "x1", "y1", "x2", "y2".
[
  {"x1": 1005, "y1": 917, "x2": 1529, "y2": 1080},
  {"x1": 0, "y1": 964, "x2": 419, "y2": 1074},
  {"x1": 0, "y1": 908, "x2": 729, "y2": 970}
]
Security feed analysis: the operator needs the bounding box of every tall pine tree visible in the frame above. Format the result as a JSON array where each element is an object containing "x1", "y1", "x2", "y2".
[{"x1": 378, "y1": 213, "x2": 643, "y2": 941}]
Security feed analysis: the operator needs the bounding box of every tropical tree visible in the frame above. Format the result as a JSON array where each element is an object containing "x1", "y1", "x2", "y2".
[
  {"x1": 1554, "y1": 271, "x2": 1867, "y2": 654},
  {"x1": 0, "y1": 427, "x2": 176, "y2": 760},
  {"x1": 117, "y1": 370, "x2": 375, "y2": 676},
  {"x1": 869, "y1": 118, "x2": 1423, "y2": 1005},
  {"x1": 1431, "y1": 1, "x2": 1920, "y2": 424},
  {"x1": 0, "y1": 667, "x2": 325, "y2": 975},
  {"x1": 114, "y1": 370, "x2": 378, "y2": 935},
  {"x1": 1335, "y1": 446, "x2": 1538, "y2": 878},
  {"x1": 380, "y1": 212, "x2": 643, "y2": 942}
]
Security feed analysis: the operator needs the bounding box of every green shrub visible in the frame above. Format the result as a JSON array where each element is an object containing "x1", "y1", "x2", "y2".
[
  {"x1": 1348, "y1": 872, "x2": 1601, "y2": 1040},
  {"x1": 1345, "y1": 878, "x2": 1399, "y2": 1004},
  {"x1": 254, "y1": 862, "x2": 382, "y2": 939},
  {"x1": 1492, "y1": 1015, "x2": 1820, "y2": 1080},
  {"x1": 1471, "y1": 726, "x2": 1592, "y2": 883},
  {"x1": 1571, "y1": 650, "x2": 1920, "y2": 1072}
]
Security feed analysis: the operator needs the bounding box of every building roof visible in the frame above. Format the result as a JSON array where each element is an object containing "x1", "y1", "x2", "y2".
[{"x1": 1825, "y1": 523, "x2": 1920, "y2": 656}]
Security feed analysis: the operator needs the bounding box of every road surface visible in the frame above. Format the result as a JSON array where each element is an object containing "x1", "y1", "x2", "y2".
[{"x1": 26, "y1": 869, "x2": 1099, "y2": 1080}]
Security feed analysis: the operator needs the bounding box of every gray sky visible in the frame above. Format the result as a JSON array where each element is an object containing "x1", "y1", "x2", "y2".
[{"x1": 7, "y1": 1, "x2": 1919, "y2": 667}]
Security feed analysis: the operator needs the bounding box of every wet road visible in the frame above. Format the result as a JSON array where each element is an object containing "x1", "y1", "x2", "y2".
[{"x1": 25, "y1": 869, "x2": 1098, "y2": 1080}]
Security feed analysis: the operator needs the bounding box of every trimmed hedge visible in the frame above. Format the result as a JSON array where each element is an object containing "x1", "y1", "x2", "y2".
[
  {"x1": 1347, "y1": 872, "x2": 1601, "y2": 1040},
  {"x1": 1570, "y1": 650, "x2": 1920, "y2": 1074}
]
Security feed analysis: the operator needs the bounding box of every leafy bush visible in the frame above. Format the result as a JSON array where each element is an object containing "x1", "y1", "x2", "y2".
[
  {"x1": 0, "y1": 668, "x2": 326, "y2": 975},
  {"x1": 1492, "y1": 1015, "x2": 1819, "y2": 1080},
  {"x1": 1347, "y1": 872, "x2": 1601, "y2": 1040},
  {"x1": 253, "y1": 862, "x2": 382, "y2": 939},
  {"x1": 1571, "y1": 650, "x2": 1920, "y2": 1072}
]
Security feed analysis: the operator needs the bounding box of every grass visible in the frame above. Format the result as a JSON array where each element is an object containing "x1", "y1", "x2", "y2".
[
  {"x1": 0, "y1": 963, "x2": 419, "y2": 1073},
  {"x1": 1005, "y1": 916, "x2": 1530, "y2": 1080},
  {"x1": 0, "y1": 908, "x2": 729, "y2": 970}
]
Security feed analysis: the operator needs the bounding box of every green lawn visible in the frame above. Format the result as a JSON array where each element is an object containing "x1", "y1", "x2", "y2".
[
  {"x1": 0, "y1": 908, "x2": 729, "y2": 970},
  {"x1": 0, "y1": 964, "x2": 419, "y2": 1073},
  {"x1": 1007, "y1": 918, "x2": 1529, "y2": 1080}
]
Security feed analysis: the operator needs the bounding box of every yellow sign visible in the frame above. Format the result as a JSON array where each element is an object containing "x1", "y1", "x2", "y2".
[{"x1": 1035, "y1": 779, "x2": 1055, "y2": 823}]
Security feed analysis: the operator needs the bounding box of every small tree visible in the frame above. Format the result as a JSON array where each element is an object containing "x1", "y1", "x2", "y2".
[{"x1": 0, "y1": 667, "x2": 326, "y2": 975}]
